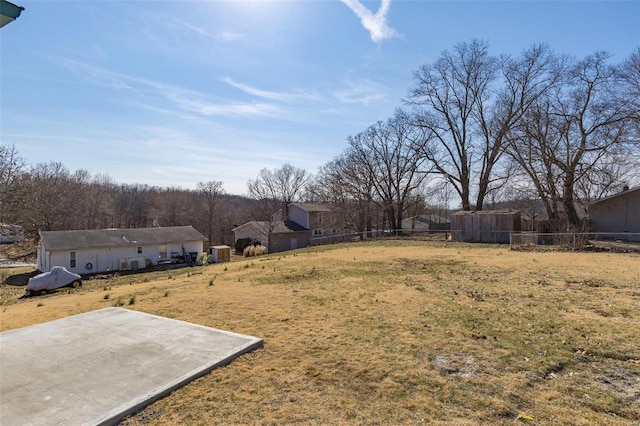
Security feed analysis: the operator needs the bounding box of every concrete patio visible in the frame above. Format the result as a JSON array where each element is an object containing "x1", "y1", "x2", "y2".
[{"x1": 0, "y1": 307, "x2": 263, "y2": 425}]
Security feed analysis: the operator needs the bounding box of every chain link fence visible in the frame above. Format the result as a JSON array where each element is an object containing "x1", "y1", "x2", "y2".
[{"x1": 510, "y1": 232, "x2": 640, "y2": 251}]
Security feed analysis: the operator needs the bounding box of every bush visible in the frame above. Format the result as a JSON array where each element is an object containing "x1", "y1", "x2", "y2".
[
  {"x1": 243, "y1": 244, "x2": 267, "y2": 257},
  {"x1": 235, "y1": 238, "x2": 254, "y2": 253}
]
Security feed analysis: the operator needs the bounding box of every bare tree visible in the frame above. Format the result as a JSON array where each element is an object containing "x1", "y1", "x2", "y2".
[
  {"x1": 307, "y1": 154, "x2": 377, "y2": 234},
  {"x1": 114, "y1": 184, "x2": 157, "y2": 228},
  {"x1": 506, "y1": 51, "x2": 638, "y2": 229},
  {"x1": 0, "y1": 144, "x2": 26, "y2": 225},
  {"x1": 346, "y1": 110, "x2": 433, "y2": 230},
  {"x1": 407, "y1": 41, "x2": 563, "y2": 210},
  {"x1": 247, "y1": 163, "x2": 309, "y2": 250},
  {"x1": 407, "y1": 40, "x2": 498, "y2": 210},
  {"x1": 196, "y1": 181, "x2": 225, "y2": 246},
  {"x1": 247, "y1": 163, "x2": 309, "y2": 218}
]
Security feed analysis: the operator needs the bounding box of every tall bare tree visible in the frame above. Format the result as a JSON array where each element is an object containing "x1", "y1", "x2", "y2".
[
  {"x1": 247, "y1": 163, "x2": 309, "y2": 250},
  {"x1": 0, "y1": 144, "x2": 26, "y2": 226},
  {"x1": 196, "y1": 180, "x2": 225, "y2": 246},
  {"x1": 506, "y1": 51, "x2": 638, "y2": 229},
  {"x1": 247, "y1": 164, "x2": 309, "y2": 218},
  {"x1": 407, "y1": 41, "x2": 563, "y2": 210},
  {"x1": 407, "y1": 40, "x2": 498, "y2": 210},
  {"x1": 346, "y1": 110, "x2": 433, "y2": 230}
]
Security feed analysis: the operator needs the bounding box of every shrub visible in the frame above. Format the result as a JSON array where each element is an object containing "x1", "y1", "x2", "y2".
[
  {"x1": 243, "y1": 244, "x2": 267, "y2": 257},
  {"x1": 235, "y1": 238, "x2": 254, "y2": 253}
]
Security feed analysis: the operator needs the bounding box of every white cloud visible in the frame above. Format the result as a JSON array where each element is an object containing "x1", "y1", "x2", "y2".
[
  {"x1": 334, "y1": 79, "x2": 386, "y2": 105},
  {"x1": 54, "y1": 58, "x2": 283, "y2": 118},
  {"x1": 216, "y1": 31, "x2": 245, "y2": 42},
  {"x1": 220, "y1": 77, "x2": 321, "y2": 103},
  {"x1": 340, "y1": 0, "x2": 399, "y2": 43}
]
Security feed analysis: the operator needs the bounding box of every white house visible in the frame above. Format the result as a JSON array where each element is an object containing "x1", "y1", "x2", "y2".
[{"x1": 37, "y1": 226, "x2": 205, "y2": 274}]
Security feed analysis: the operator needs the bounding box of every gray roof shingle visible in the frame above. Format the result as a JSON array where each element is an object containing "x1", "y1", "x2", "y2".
[{"x1": 39, "y1": 226, "x2": 205, "y2": 251}]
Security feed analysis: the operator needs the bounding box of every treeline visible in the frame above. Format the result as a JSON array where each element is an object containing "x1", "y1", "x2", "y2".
[
  {"x1": 3, "y1": 42, "x2": 639, "y2": 239},
  {"x1": 306, "y1": 42, "x2": 640, "y2": 231},
  {"x1": 0, "y1": 146, "x2": 252, "y2": 244}
]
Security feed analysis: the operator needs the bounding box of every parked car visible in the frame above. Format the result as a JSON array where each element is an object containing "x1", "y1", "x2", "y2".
[{"x1": 26, "y1": 266, "x2": 82, "y2": 296}]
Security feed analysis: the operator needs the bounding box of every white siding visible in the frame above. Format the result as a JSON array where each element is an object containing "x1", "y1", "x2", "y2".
[
  {"x1": 288, "y1": 205, "x2": 309, "y2": 228},
  {"x1": 38, "y1": 240, "x2": 204, "y2": 273}
]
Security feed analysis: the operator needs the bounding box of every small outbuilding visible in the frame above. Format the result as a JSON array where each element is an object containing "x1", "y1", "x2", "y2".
[
  {"x1": 208, "y1": 245, "x2": 231, "y2": 263},
  {"x1": 451, "y1": 210, "x2": 521, "y2": 244},
  {"x1": 589, "y1": 186, "x2": 640, "y2": 242},
  {"x1": 37, "y1": 226, "x2": 206, "y2": 274}
]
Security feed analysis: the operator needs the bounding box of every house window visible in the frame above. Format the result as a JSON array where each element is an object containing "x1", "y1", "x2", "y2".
[
  {"x1": 70, "y1": 251, "x2": 76, "y2": 268},
  {"x1": 317, "y1": 213, "x2": 323, "y2": 223},
  {"x1": 137, "y1": 246, "x2": 142, "y2": 254},
  {"x1": 313, "y1": 229, "x2": 324, "y2": 236},
  {"x1": 158, "y1": 244, "x2": 167, "y2": 260}
]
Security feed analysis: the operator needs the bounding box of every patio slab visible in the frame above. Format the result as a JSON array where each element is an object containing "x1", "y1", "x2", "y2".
[{"x1": 0, "y1": 307, "x2": 263, "y2": 426}]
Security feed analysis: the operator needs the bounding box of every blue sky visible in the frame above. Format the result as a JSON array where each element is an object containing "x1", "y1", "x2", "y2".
[{"x1": 2, "y1": 0, "x2": 638, "y2": 195}]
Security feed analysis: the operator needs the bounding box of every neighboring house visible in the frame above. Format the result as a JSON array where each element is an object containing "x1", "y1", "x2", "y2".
[
  {"x1": 234, "y1": 203, "x2": 346, "y2": 253},
  {"x1": 589, "y1": 186, "x2": 640, "y2": 242},
  {"x1": 451, "y1": 210, "x2": 522, "y2": 244},
  {"x1": 37, "y1": 226, "x2": 206, "y2": 274},
  {"x1": 401, "y1": 215, "x2": 451, "y2": 233},
  {"x1": 276, "y1": 203, "x2": 346, "y2": 241},
  {"x1": 232, "y1": 220, "x2": 310, "y2": 254},
  {"x1": 0, "y1": 223, "x2": 24, "y2": 243}
]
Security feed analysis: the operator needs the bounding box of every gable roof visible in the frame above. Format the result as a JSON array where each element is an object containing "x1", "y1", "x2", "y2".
[
  {"x1": 403, "y1": 215, "x2": 451, "y2": 224},
  {"x1": 232, "y1": 220, "x2": 308, "y2": 234},
  {"x1": 289, "y1": 203, "x2": 339, "y2": 213},
  {"x1": 451, "y1": 210, "x2": 520, "y2": 216},
  {"x1": 590, "y1": 187, "x2": 640, "y2": 206},
  {"x1": 39, "y1": 226, "x2": 205, "y2": 251}
]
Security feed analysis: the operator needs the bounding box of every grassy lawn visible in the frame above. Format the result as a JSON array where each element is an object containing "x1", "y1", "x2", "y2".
[{"x1": 1, "y1": 240, "x2": 639, "y2": 425}]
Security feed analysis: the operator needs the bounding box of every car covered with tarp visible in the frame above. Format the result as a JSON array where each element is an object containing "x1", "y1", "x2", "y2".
[{"x1": 26, "y1": 266, "x2": 82, "y2": 296}]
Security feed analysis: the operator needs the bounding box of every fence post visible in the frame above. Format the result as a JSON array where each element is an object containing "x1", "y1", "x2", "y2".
[{"x1": 573, "y1": 233, "x2": 576, "y2": 251}]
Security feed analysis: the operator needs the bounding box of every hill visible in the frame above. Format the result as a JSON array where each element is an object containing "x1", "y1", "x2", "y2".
[{"x1": 1, "y1": 240, "x2": 639, "y2": 425}]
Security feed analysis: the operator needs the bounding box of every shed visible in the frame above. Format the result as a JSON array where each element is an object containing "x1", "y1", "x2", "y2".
[
  {"x1": 451, "y1": 210, "x2": 521, "y2": 243},
  {"x1": 208, "y1": 245, "x2": 231, "y2": 263},
  {"x1": 589, "y1": 186, "x2": 640, "y2": 242}
]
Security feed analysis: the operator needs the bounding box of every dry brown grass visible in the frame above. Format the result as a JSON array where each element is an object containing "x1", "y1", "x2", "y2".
[{"x1": 1, "y1": 240, "x2": 639, "y2": 425}]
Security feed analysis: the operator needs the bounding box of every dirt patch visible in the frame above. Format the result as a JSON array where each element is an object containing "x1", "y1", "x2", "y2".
[
  {"x1": 432, "y1": 354, "x2": 480, "y2": 379},
  {"x1": 598, "y1": 366, "x2": 640, "y2": 401}
]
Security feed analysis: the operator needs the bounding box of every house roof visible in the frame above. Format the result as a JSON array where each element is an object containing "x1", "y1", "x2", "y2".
[
  {"x1": 451, "y1": 210, "x2": 520, "y2": 216},
  {"x1": 590, "y1": 187, "x2": 640, "y2": 206},
  {"x1": 290, "y1": 203, "x2": 339, "y2": 213},
  {"x1": 403, "y1": 215, "x2": 451, "y2": 224},
  {"x1": 39, "y1": 226, "x2": 205, "y2": 251},
  {"x1": 274, "y1": 220, "x2": 308, "y2": 233},
  {"x1": 232, "y1": 220, "x2": 308, "y2": 234}
]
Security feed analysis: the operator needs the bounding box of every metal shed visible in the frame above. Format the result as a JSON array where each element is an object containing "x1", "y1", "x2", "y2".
[{"x1": 451, "y1": 210, "x2": 521, "y2": 243}]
